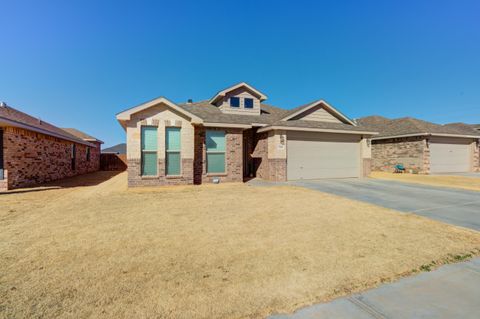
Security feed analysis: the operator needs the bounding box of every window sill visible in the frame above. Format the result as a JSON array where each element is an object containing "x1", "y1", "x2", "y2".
[
  {"x1": 166, "y1": 175, "x2": 183, "y2": 179},
  {"x1": 140, "y1": 175, "x2": 159, "y2": 179},
  {"x1": 206, "y1": 173, "x2": 228, "y2": 177}
]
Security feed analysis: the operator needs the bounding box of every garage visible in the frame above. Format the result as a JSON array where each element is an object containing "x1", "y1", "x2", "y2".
[
  {"x1": 429, "y1": 137, "x2": 471, "y2": 173},
  {"x1": 287, "y1": 131, "x2": 361, "y2": 180}
]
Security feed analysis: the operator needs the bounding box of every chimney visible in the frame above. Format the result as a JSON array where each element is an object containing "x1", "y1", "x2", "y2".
[{"x1": 187, "y1": 99, "x2": 193, "y2": 104}]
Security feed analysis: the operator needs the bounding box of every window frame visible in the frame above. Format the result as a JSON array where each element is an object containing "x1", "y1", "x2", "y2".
[
  {"x1": 165, "y1": 127, "x2": 182, "y2": 176},
  {"x1": 206, "y1": 130, "x2": 226, "y2": 174},
  {"x1": 86, "y1": 146, "x2": 91, "y2": 162},
  {"x1": 141, "y1": 126, "x2": 158, "y2": 176},
  {"x1": 229, "y1": 97, "x2": 240, "y2": 108},
  {"x1": 71, "y1": 144, "x2": 76, "y2": 171},
  {"x1": 244, "y1": 98, "x2": 254, "y2": 109}
]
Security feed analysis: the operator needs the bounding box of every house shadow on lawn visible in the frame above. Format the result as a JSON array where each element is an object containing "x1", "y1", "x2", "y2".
[{"x1": 0, "y1": 171, "x2": 122, "y2": 195}]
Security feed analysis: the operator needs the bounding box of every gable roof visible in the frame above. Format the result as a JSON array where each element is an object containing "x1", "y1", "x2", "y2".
[
  {"x1": 280, "y1": 100, "x2": 356, "y2": 125},
  {"x1": 102, "y1": 143, "x2": 126, "y2": 154},
  {"x1": 62, "y1": 128, "x2": 104, "y2": 144},
  {"x1": 358, "y1": 116, "x2": 480, "y2": 139},
  {"x1": 209, "y1": 82, "x2": 268, "y2": 104},
  {"x1": 116, "y1": 96, "x2": 203, "y2": 126},
  {"x1": 444, "y1": 122, "x2": 480, "y2": 133},
  {"x1": 0, "y1": 104, "x2": 94, "y2": 146}
]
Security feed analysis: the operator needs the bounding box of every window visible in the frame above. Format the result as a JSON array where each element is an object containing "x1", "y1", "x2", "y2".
[
  {"x1": 230, "y1": 97, "x2": 240, "y2": 107},
  {"x1": 0, "y1": 129, "x2": 3, "y2": 180},
  {"x1": 71, "y1": 144, "x2": 76, "y2": 171},
  {"x1": 86, "y1": 147, "x2": 91, "y2": 161},
  {"x1": 141, "y1": 126, "x2": 158, "y2": 176},
  {"x1": 166, "y1": 127, "x2": 181, "y2": 175},
  {"x1": 206, "y1": 130, "x2": 226, "y2": 174},
  {"x1": 244, "y1": 98, "x2": 254, "y2": 109}
]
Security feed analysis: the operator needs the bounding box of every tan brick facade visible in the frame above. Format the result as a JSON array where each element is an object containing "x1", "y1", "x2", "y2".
[
  {"x1": 127, "y1": 158, "x2": 194, "y2": 187},
  {"x1": 0, "y1": 126, "x2": 100, "y2": 190},
  {"x1": 371, "y1": 136, "x2": 428, "y2": 173},
  {"x1": 251, "y1": 132, "x2": 287, "y2": 181}
]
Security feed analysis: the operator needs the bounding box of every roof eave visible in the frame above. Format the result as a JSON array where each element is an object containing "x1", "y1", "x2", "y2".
[
  {"x1": 281, "y1": 100, "x2": 356, "y2": 126},
  {"x1": 372, "y1": 132, "x2": 480, "y2": 140},
  {"x1": 209, "y1": 82, "x2": 268, "y2": 104},
  {"x1": 0, "y1": 117, "x2": 95, "y2": 147},
  {"x1": 257, "y1": 125, "x2": 378, "y2": 135}
]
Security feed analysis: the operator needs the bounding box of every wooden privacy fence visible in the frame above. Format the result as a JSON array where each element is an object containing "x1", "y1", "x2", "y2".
[{"x1": 100, "y1": 154, "x2": 127, "y2": 171}]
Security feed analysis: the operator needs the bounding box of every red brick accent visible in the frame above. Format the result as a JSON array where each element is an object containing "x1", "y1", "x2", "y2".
[
  {"x1": 194, "y1": 127, "x2": 243, "y2": 184},
  {"x1": 127, "y1": 158, "x2": 194, "y2": 187},
  {"x1": 1, "y1": 126, "x2": 100, "y2": 190}
]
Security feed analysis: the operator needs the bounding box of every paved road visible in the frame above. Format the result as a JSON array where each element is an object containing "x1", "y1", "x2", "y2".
[
  {"x1": 290, "y1": 178, "x2": 480, "y2": 231},
  {"x1": 269, "y1": 258, "x2": 480, "y2": 319},
  {"x1": 433, "y1": 172, "x2": 480, "y2": 178}
]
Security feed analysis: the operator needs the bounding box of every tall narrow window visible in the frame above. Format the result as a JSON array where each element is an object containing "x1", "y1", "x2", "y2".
[
  {"x1": 166, "y1": 127, "x2": 181, "y2": 175},
  {"x1": 0, "y1": 129, "x2": 4, "y2": 180},
  {"x1": 206, "y1": 130, "x2": 226, "y2": 174},
  {"x1": 141, "y1": 126, "x2": 158, "y2": 176},
  {"x1": 86, "y1": 147, "x2": 91, "y2": 161},
  {"x1": 244, "y1": 98, "x2": 254, "y2": 109},
  {"x1": 71, "y1": 144, "x2": 76, "y2": 171}
]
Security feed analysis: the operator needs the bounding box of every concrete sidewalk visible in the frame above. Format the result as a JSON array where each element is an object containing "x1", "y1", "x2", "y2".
[{"x1": 268, "y1": 258, "x2": 480, "y2": 319}]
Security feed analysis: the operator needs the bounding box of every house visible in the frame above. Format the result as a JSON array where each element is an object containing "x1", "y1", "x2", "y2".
[
  {"x1": 0, "y1": 102, "x2": 103, "y2": 191},
  {"x1": 116, "y1": 82, "x2": 376, "y2": 187},
  {"x1": 358, "y1": 116, "x2": 480, "y2": 174}
]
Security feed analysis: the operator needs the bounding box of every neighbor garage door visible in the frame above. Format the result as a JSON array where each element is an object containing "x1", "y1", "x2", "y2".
[
  {"x1": 429, "y1": 137, "x2": 471, "y2": 173},
  {"x1": 287, "y1": 132, "x2": 360, "y2": 180}
]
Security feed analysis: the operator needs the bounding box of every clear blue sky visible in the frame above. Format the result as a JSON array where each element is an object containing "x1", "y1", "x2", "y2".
[{"x1": 1, "y1": 0, "x2": 479, "y2": 147}]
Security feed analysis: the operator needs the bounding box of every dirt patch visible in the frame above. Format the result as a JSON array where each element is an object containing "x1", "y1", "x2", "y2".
[
  {"x1": 1, "y1": 172, "x2": 479, "y2": 319},
  {"x1": 371, "y1": 171, "x2": 480, "y2": 192}
]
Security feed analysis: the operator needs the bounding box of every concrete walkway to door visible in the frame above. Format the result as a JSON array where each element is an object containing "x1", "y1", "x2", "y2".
[
  {"x1": 290, "y1": 178, "x2": 480, "y2": 231},
  {"x1": 268, "y1": 257, "x2": 480, "y2": 319}
]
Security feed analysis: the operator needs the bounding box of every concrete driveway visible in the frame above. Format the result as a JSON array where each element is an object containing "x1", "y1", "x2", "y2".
[
  {"x1": 290, "y1": 178, "x2": 480, "y2": 231},
  {"x1": 269, "y1": 257, "x2": 480, "y2": 319}
]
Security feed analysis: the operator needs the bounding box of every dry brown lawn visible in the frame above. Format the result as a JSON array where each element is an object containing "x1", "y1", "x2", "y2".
[
  {"x1": 371, "y1": 171, "x2": 480, "y2": 192},
  {"x1": 1, "y1": 172, "x2": 479, "y2": 319}
]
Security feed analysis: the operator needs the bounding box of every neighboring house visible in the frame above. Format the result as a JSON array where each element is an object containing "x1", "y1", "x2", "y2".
[
  {"x1": 102, "y1": 143, "x2": 126, "y2": 154},
  {"x1": 116, "y1": 82, "x2": 376, "y2": 187},
  {"x1": 0, "y1": 102, "x2": 103, "y2": 191},
  {"x1": 358, "y1": 116, "x2": 480, "y2": 174}
]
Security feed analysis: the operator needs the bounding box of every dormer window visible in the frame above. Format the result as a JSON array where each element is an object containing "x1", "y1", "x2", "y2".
[
  {"x1": 244, "y1": 98, "x2": 254, "y2": 109},
  {"x1": 230, "y1": 97, "x2": 240, "y2": 107}
]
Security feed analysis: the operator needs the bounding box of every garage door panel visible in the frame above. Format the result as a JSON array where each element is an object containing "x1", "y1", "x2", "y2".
[
  {"x1": 287, "y1": 132, "x2": 360, "y2": 180},
  {"x1": 429, "y1": 139, "x2": 470, "y2": 173}
]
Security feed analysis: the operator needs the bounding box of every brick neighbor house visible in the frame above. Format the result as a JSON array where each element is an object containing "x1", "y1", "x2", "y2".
[
  {"x1": 0, "y1": 103, "x2": 103, "y2": 191},
  {"x1": 116, "y1": 82, "x2": 377, "y2": 187},
  {"x1": 358, "y1": 116, "x2": 480, "y2": 174}
]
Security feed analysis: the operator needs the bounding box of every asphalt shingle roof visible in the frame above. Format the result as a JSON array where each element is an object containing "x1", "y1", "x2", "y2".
[
  {"x1": 102, "y1": 143, "x2": 126, "y2": 154},
  {"x1": 0, "y1": 104, "x2": 93, "y2": 145},
  {"x1": 358, "y1": 116, "x2": 480, "y2": 138},
  {"x1": 178, "y1": 100, "x2": 371, "y2": 133},
  {"x1": 62, "y1": 128, "x2": 102, "y2": 143}
]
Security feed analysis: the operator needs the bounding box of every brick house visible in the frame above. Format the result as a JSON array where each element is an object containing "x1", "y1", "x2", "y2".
[
  {"x1": 358, "y1": 116, "x2": 480, "y2": 174},
  {"x1": 116, "y1": 82, "x2": 377, "y2": 187},
  {"x1": 0, "y1": 103, "x2": 103, "y2": 191}
]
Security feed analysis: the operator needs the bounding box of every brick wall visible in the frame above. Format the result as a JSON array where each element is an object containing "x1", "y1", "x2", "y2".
[
  {"x1": 251, "y1": 132, "x2": 287, "y2": 182},
  {"x1": 1, "y1": 126, "x2": 100, "y2": 190},
  {"x1": 475, "y1": 141, "x2": 480, "y2": 172},
  {"x1": 194, "y1": 127, "x2": 243, "y2": 184},
  {"x1": 371, "y1": 136, "x2": 428, "y2": 173},
  {"x1": 127, "y1": 158, "x2": 194, "y2": 187}
]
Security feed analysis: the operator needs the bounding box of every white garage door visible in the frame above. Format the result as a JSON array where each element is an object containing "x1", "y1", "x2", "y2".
[
  {"x1": 287, "y1": 132, "x2": 360, "y2": 180},
  {"x1": 430, "y1": 138, "x2": 471, "y2": 173}
]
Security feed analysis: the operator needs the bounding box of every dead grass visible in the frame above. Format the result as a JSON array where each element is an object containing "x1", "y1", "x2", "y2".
[
  {"x1": 371, "y1": 171, "x2": 480, "y2": 192},
  {"x1": 1, "y1": 171, "x2": 479, "y2": 319}
]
